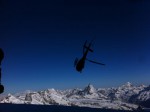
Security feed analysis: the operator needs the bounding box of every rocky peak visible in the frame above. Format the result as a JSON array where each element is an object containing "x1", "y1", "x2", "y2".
[
  {"x1": 119, "y1": 82, "x2": 133, "y2": 90},
  {"x1": 125, "y1": 82, "x2": 132, "y2": 87},
  {"x1": 83, "y1": 84, "x2": 96, "y2": 94}
]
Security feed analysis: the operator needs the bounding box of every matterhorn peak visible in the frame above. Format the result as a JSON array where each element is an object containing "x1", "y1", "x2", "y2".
[
  {"x1": 83, "y1": 83, "x2": 96, "y2": 94},
  {"x1": 122, "y1": 82, "x2": 133, "y2": 88},
  {"x1": 46, "y1": 88, "x2": 57, "y2": 94},
  {"x1": 126, "y1": 82, "x2": 132, "y2": 86}
]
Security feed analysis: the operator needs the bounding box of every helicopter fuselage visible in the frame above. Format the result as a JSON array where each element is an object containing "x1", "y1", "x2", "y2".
[{"x1": 76, "y1": 45, "x2": 90, "y2": 72}]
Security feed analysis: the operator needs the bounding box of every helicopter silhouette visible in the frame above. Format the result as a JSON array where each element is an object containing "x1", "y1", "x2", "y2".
[{"x1": 74, "y1": 40, "x2": 105, "y2": 72}]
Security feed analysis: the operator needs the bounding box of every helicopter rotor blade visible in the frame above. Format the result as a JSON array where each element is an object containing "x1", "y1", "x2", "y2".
[
  {"x1": 86, "y1": 59, "x2": 105, "y2": 65},
  {"x1": 83, "y1": 40, "x2": 87, "y2": 54}
]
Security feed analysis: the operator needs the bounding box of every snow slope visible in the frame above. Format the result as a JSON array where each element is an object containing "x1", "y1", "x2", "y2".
[{"x1": 0, "y1": 82, "x2": 149, "y2": 110}]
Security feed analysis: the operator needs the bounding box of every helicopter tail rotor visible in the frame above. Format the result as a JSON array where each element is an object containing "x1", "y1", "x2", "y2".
[
  {"x1": 83, "y1": 40, "x2": 87, "y2": 54},
  {"x1": 74, "y1": 58, "x2": 78, "y2": 67},
  {"x1": 83, "y1": 40, "x2": 94, "y2": 53}
]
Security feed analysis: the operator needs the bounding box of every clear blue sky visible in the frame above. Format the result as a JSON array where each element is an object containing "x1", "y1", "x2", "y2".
[{"x1": 0, "y1": 0, "x2": 150, "y2": 94}]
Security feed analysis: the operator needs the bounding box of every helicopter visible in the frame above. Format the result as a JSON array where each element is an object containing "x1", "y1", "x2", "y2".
[{"x1": 74, "y1": 40, "x2": 105, "y2": 72}]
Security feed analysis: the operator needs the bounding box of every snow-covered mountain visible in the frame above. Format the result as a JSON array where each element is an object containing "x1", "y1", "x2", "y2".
[{"x1": 0, "y1": 82, "x2": 149, "y2": 110}]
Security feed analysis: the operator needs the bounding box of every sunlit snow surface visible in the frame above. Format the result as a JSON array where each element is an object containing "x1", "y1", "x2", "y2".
[{"x1": 0, "y1": 82, "x2": 150, "y2": 111}]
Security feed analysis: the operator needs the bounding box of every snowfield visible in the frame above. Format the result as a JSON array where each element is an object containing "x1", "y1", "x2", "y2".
[{"x1": 0, "y1": 82, "x2": 149, "y2": 111}]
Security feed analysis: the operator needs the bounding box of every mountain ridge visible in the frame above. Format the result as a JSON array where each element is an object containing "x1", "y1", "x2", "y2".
[{"x1": 0, "y1": 82, "x2": 149, "y2": 110}]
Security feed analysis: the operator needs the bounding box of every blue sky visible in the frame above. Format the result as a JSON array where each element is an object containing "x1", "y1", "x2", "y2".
[{"x1": 0, "y1": 0, "x2": 150, "y2": 94}]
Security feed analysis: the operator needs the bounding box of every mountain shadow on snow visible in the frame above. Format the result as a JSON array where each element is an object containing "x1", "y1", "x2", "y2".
[{"x1": 0, "y1": 103, "x2": 139, "y2": 112}]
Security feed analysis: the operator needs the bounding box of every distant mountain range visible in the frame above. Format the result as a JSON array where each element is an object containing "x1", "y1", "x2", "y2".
[{"x1": 0, "y1": 82, "x2": 149, "y2": 110}]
